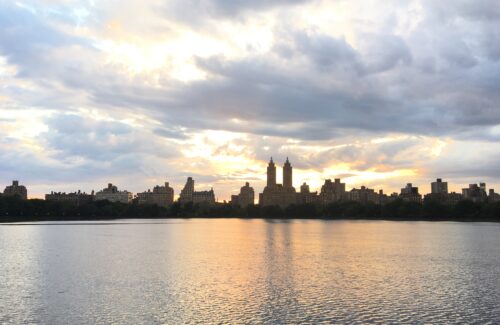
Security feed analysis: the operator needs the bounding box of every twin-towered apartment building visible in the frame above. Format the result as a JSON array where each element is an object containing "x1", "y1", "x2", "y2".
[{"x1": 3, "y1": 158, "x2": 500, "y2": 207}]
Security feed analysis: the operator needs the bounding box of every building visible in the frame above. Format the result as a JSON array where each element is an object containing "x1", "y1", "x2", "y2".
[
  {"x1": 45, "y1": 190, "x2": 94, "y2": 206},
  {"x1": 425, "y1": 178, "x2": 450, "y2": 202},
  {"x1": 231, "y1": 182, "x2": 255, "y2": 207},
  {"x1": 296, "y1": 182, "x2": 318, "y2": 204},
  {"x1": 488, "y1": 189, "x2": 500, "y2": 202},
  {"x1": 431, "y1": 178, "x2": 448, "y2": 194},
  {"x1": 319, "y1": 178, "x2": 346, "y2": 204},
  {"x1": 462, "y1": 183, "x2": 487, "y2": 203},
  {"x1": 193, "y1": 189, "x2": 216, "y2": 204},
  {"x1": 3, "y1": 180, "x2": 28, "y2": 200},
  {"x1": 260, "y1": 158, "x2": 297, "y2": 208},
  {"x1": 348, "y1": 186, "x2": 379, "y2": 204},
  {"x1": 179, "y1": 177, "x2": 216, "y2": 205},
  {"x1": 399, "y1": 183, "x2": 422, "y2": 203},
  {"x1": 447, "y1": 192, "x2": 463, "y2": 204},
  {"x1": 137, "y1": 182, "x2": 174, "y2": 208},
  {"x1": 377, "y1": 190, "x2": 397, "y2": 205},
  {"x1": 179, "y1": 177, "x2": 194, "y2": 204},
  {"x1": 95, "y1": 183, "x2": 133, "y2": 203}
]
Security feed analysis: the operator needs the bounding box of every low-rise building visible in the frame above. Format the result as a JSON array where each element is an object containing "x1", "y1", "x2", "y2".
[
  {"x1": 377, "y1": 190, "x2": 397, "y2": 205},
  {"x1": 447, "y1": 192, "x2": 463, "y2": 204},
  {"x1": 3, "y1": 180, "x2": 28, "y2": 200},
  {"x1": 137, "y1": 182, "x2": 174, "y2": 208},
  {"x1": 45, "y1": 190, "x2": 94, "y2": 206},
  {"x1": 348, "y1": 186, "x2": 379, "y2": 204},
  {"x1": 296, "y1": 182, "x2": 318, "y2": 204},
  {"x1": 95, "y1": 183, "x2": 132, "y2": 203}
]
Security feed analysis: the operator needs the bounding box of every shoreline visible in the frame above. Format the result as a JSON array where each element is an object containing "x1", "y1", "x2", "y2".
[{"x1": 2, "y1": 215, "x2": 500, "y2": 224}]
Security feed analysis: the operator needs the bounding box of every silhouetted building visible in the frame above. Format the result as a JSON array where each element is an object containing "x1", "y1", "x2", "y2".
[
  {"x1": 45, "y1": 190, "x2": 94, "y2": 206},
  {"x1": 137, "y1": 182, "x2": 174, "y2": 207},
  {"x1": 267, "y1": 157, "x2": 276, "y2": 187},
  {"x1": 179, "y1": 177, "x2": 216, "y2": 205},
  {"x1": 431, "y1": 178, "x2": 448, "y2": 194},
  {"x1": 462, "y1": 183, "x2": 487, "y2": 203},
  {"x1": 260, "y1": 158, "x2": 297, "y2": 208},
  {"x1": 296, "y1": 182, "x2": 318, "y2": 204},
  {"x1": 377, "y1": 189, "x2": 396, "y2": 205},
  {"x1": 399, "y1": 183, "x2": 422, "y2": 203},
  {"x1": 488, "y1": 189, "x2": 500, "y2": 202},
  {"x1": 319, "y1": 178, "x2": 346, "y2": 204},
  {"x1": 283, "y1": 158, "x2": 293, "y2": 188},
  {"x1": 193, "y1": 189, "x2": 215, "y2": 204},
  {"x1": 425, "y1": 178, "x2": 450, "y2": 202},
  {"x1": 231, "y1": 182, "x2": 255, "y2": 207},
  {"x1": 446, "y1": 192, "x2": 463, "y2": 204},
  {"x1": 95, "y1": 183, "x2": 132, "y2": 203},
  {"x1": 348, "y1": 186, "x2": 379, "y2": 203},
  {"x1": 179, "y1": 177, "x2": 194, "y2": 204},
  {"x1": 3, "y1": 180, "x2": 28, "y2": 200}
]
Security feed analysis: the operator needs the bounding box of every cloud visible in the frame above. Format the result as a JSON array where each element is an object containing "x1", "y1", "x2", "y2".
[
  {"x1": 2, "y1": 0, "x2": 500, "y2": 198},
  {"x1": 163, "y1": 0, "x2": 311, "y2": 24}
]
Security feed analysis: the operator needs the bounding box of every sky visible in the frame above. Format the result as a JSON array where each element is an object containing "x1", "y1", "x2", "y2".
[{"x1": 1, "y1": 0, "x2": 500, "y2": 200}]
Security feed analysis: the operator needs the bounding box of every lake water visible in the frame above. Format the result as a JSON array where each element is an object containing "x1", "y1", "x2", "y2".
[{"x1": 0, "y1": 219, "x2": 499, "y2": 324}]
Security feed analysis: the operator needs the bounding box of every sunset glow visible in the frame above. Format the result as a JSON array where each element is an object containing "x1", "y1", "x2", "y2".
[{"x1": 1, "y1": 0, "x2": 499, "y2": 200}]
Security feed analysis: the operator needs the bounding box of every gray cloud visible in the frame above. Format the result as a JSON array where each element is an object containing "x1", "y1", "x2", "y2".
[
  {"x1": 2, "y1": 0, "x2": 500, "y2": 196},
  {"x1": 43, "y1": 114, "x2": 181, "y2": 161},
  {"x1": 3, "y1": 1, "x2": 500, "y2": 142},
  {"x1": 163, "y1": 0, "x2": 311, "y2": 24}
]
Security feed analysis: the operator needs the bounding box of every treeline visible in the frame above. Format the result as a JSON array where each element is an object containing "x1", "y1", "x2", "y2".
[{"x1": 0, "y1": 195, "x2": 499, "y2": 222}]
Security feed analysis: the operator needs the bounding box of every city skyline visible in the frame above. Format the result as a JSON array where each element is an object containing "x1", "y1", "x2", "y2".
[
  {"x1": 1, "y1": 1, "x2": 500, "y2": 201},
  {"x1": 2, "y1": 2, "x2": 500, "y2": 324},
  {"x1": 2, "y1": 156, "x2": 498, "y2": 204}
]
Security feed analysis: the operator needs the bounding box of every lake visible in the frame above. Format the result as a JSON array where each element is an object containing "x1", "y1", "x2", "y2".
[{"x1": 1, "y1": 219, "x2": 499, "y2": 324}]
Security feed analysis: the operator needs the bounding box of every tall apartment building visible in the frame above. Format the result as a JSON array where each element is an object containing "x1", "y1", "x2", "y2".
[
  {"x1": 319, "y1": 178, "x2": 345, "y2": 204},
  {"x1": 95, "y1": 183, "x2": 133, "y2": 203},
  {"x1": 431, "y1": 178, "x2": 448, "y2": 194},
  {"x1": 193, "y1": 190, "x2": 216, "y2": 204},
  {"x1": 3, "y1": 180, "x2": 28, "y2": 200},
  {"x1": 260, "y1": 158, "x2": 297, "y2": 208},
  {"x1": 179, "y1": 177, "x2": 215, "y2": 205},
  {"x1": 137, "y1": 182, "x2": 174, "y2": 208},
  {"x1": 462, "y1": 183, "x2": 487, "y2": 203},
  {"x1": 179, "y1": 177, "x2": 194, "y2": 204},
  {"x1": 425, "y1": 178, "x2": 450, "y2": 202},
  {"x1": 231, "y1": 182, "x2": 255, "y2": 207},
  {"x1": 399, "y1": 183, "x2": 422, "y2": 203}
]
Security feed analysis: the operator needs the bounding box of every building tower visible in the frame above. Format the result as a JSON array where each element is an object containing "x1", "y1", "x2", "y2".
[
  {"x1": 267, "y1": 158, "x2": 276, "y2": 187},
  {"x1": 179, "y1": 177, "x2": 195, "y2": 203},
  {"x1": 3, "y1": 180, "x2": 28, "y2": 200},
  {"x1": 431, "y1": 178, "x2": 448, "y2": 194},
  {"x1": 283, "y1": 157, "x2": 292, "y2": 188},
  {"x1": 238, "y1": 182, "x2": 255, "y2": 207}
]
